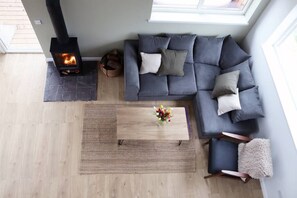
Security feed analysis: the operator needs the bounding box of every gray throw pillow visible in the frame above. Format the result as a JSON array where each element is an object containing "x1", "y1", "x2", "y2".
[
  {"x1": 221, "y1": 60, "x2": 255, "y2": 91},
  {"x1": 166, "y1": 34, "x2": 196, "y2": 63},
  {"x1": 220, "y1": 35, "x2": 251, "y2": 69},
  {"x1": 212, "y1": 70, "x2": 240, "y2": 98},
  {"x1": 157, "y1": 49, "x2": 187, "y2": 76},
  {"x1": 194, "y1": 36, "x2": 224, "y2": 66},
  {"x1": 231, "y1": 86, "x2": 264, "y2": 123},
  {"x1": 138, "y1": 34, "x2": 170, "y2": 53}
]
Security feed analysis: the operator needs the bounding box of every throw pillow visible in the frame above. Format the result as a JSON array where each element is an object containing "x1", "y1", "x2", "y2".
[
  {"x1": 217, "y1": 88, "x2": 241, "y2": 116},
  {"x1": 138, "y1": 34, "x2": 170, "y2": 53},
  {"x1": 238, "y1": 139, "x2": 273, "y2": 179},
  {"x1": 231, "y1": 86, "x2": 264, "y2": 123},
  {"x1": 221, "y1": 60, "x2": 256, "y2": 91},
  {"x1": 194, "y1": 36, "x2": 224, "y2": 66},
  {"x1": 139, "y1": 52, "x2": 162, "y2": 74},
  {"x1": 212, "y1": 70, "x2": 240, "y2": 98},
  {"x1": 220, "y1": 35, "x2": 251, "y2": 69},
  {"x1": 157, "y1": 49, "x2": 187, "y2": 76},
  {"x1": 166, "y1": 34, "x2": 196, "y2": 63}
]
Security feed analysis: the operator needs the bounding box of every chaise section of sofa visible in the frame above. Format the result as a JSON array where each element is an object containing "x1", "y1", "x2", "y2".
[{"x1": 194, "y1": 90, "x2": 258, "y2": 138}]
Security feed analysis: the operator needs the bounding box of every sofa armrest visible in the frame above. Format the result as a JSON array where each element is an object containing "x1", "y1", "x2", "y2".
[{"x1": 124, "y1": 40, "x2": 140, "y2": 101}]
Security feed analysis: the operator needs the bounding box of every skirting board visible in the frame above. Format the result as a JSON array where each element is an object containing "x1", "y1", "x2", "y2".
[
  {"x1": 46, "y1": 57, "x2": 101, "y2": 62},
  {"x1": 260, "y1": 179, "x2": 268, "y2": 198}
]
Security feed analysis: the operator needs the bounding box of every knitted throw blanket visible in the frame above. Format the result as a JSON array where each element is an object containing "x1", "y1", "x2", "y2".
[{"x1": 238, "y1": 138, "x2": 273, "y2": 179}]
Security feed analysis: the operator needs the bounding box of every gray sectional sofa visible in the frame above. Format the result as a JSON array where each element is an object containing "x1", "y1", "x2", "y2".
[{"x1": 124, "y1": 34, "x2": 261, "y2": 138}]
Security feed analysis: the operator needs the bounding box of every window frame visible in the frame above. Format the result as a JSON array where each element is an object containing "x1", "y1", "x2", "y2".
[
  {"x1": 262, "y1": 5, "x2": 297, "y2": 149},
  {"x1": 149, "y1": 0, "x2": 262, "y2": 25}
]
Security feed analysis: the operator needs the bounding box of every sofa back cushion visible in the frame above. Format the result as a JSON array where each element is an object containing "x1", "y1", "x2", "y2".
[
  {"x1": 138, "y1": 34, "x2": 170, "y2": 53},
  {"x1": 194, "y1": 36, "x2": 224, "y2": 66},
  {"x1": 220, "y1": 35, "x2": 250, "y2": 69},
  {"x1": 166, "y1": 34, "x2": 196, "y2": 63},
  {"x1": 231, "y1": 86, "x2": 264, "y2": 123}
]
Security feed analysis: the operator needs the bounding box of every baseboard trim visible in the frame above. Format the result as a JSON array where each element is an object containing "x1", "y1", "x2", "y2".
[
  {"x1": 46, "y1": 57, "x2": 101, "y2": 62},
  {"x1": 260, "y1": 179, "x2": 268, "y2": 198}
]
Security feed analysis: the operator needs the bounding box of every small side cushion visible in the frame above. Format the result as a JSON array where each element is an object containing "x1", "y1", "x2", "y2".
[
  {"x1": 158, "y1": 49, "x2": 187, "y2": 76},
  {"x1": 212, "y1": 70, "x2": 240, "y2": 98},
  {"x1": 231, "y1": 87, "x2": 264, "y2": 123},
  {"x1": 138, "y1": 34, "x2": 170, "y2": 53},
  {"x1": 168, "y1": 63, "x2": 197, "y2": 95},
  {"x1": 194, "y1": 36, "x2": 224, "y2": 66},
  {"x1": 217, "y1": 88, "x2": 241, "y2": 116},
  {"x1": 139, "y1": 52, "x2": 161, "y2": 74},
  {"x1": 138, "y1": 74, "x2": 168, "y2": 97},
  {"x1": 220, "y1": 35, "x2": 251, "y2": 69},
  {"x1": 166, "y1": 34, "x2": 196, "y2": 63},
  {"x1": 208, "y1": 138, "x2": 238, "y2": 173},
  {"x1": 194, "y1": 63, "x2": 220, "y2": 90},
  {"x1": 221, "y1": 60, "x2": 255, "y2": 91}
]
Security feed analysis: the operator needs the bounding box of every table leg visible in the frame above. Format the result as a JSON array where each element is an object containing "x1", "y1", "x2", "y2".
[
  {"x1": 118, "y1": 140, "x2": 124, "y2": 145},
  {"x1": 179, "y1": 140, "x2": 182, "y2": 146}
]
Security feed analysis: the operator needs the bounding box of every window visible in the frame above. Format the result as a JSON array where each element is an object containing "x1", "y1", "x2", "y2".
[
  {"x1": 275, "y1": 26, "x2": 297, "y2": 109},
  {"x1": 150, "y1": 0, "x2": 262, "y2": 25},
  {"x1": 263, "y1": 5, "x2": 297, "y2": 149}
]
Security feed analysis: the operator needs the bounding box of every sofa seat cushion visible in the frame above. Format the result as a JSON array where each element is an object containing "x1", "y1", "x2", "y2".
[
  {"x1": 208, "y1": 138, "x2": 238, "y2": 173},
  {"x1": 194, "y1": 63, "x2": 220, "y2": 90},
  {"x1": 195, "y1": 91, "x2": 258, "y2": 137},
  {"x1": 139, "y1": 73, "x2": 168, "y2": 97},
  {"x1": 168, "y1": 63, "x2": 197, "y2": 95}
]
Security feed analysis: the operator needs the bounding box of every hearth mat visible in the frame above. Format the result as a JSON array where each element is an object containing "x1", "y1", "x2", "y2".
[{"x1": 44, "y1": 61, "x2": 98, "y2": 102}]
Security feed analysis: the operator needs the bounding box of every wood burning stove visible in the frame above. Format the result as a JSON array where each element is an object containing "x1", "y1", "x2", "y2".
[
  {"x1": 46, "y1": 0, "x2": 83, "y2": 76},
  {"x1": 50, "y1": 37, "x2": 83, "y2": 76}
]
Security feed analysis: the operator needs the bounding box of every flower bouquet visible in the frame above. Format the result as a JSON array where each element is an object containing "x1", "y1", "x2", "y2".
[{"x1": 154, "y1": 105, "x2": 173, "y2": 125}]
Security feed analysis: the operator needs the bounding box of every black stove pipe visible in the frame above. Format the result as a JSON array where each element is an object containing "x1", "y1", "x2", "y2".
[{"x1": 46, "y1": 0, "x2": 69, "y2": 44}]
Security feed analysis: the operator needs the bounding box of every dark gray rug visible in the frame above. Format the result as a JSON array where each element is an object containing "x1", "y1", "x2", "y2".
[{"x1": 44, "y1": 61, "x2": 98, "y2": 102}]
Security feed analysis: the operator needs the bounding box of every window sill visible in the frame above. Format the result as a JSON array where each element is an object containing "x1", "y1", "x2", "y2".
[{"x1": 149, "y1": 11, "x2": 249, "y2": 25}]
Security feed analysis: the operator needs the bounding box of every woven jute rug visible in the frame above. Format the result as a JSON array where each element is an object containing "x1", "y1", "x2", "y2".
[{"x1": 80, "y1": 104, "x2": 196, "y2": 174}]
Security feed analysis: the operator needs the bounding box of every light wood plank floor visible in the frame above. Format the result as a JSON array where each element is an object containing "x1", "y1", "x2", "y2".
[
  {"x1": 0, "y1": 54, "x2": 263, "y2": 198},
  {"x1": 0, "y1": 0, "x2": 42, "y2": 51}
]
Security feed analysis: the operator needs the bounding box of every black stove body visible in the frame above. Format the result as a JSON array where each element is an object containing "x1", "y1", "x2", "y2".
[{"x1": 46, "y1": 0, "x2": 83, "y2": 76}]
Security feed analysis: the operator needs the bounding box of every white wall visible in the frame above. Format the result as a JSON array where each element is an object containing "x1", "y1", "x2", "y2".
[
  {"x1": 242, "y1": 0, "x2": 297, "y2": 197},
  {"x1": 21, "y1": 0, "x2": 268, "y2": 58}
]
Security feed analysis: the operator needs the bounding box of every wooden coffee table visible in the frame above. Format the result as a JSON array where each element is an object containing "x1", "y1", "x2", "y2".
[{"x1": 116, "y1": 107, "x2": 189, "y2": 145}]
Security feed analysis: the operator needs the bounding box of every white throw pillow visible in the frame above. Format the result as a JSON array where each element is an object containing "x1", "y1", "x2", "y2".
[
  {"x1": 139, "y1": 52, "x2": 162, "y2": 74},
  {"x1": 217, "y1": 88, "x2": 241, "y2": 116}
]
